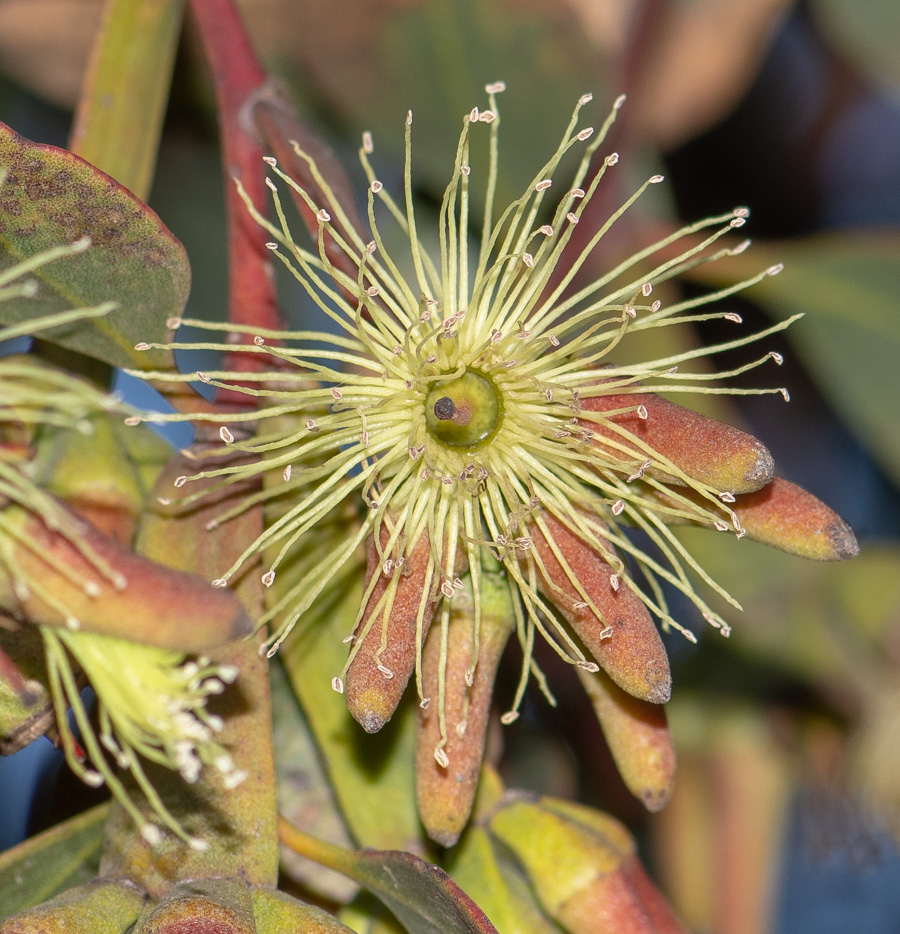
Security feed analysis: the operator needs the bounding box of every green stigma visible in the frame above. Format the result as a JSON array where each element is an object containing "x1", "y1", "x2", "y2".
[{"x1": 425, "y1": 370, "x2": 502, "y2": 448}]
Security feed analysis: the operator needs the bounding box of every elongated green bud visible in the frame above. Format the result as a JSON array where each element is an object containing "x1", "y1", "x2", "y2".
[
  {"x1": 0, "y1": 880, "x2": 144, "y2": 934},
  {"x1": 577, "y1": 665, "x2": 676, "y2": 811}
]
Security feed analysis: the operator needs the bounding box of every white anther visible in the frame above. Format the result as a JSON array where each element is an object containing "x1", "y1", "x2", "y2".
[
  {"x1": 535, "y1": 179, "x2": 552, "y2": 192},
  {"x1": 134, "y1": 342, "x2": 150, "y2": 351},
  {"x1": 370, "y1": 180, "x2": 383, "y2": 193},
  {"x1": 362, "y1": 131, "x2": 373, "y2": 153},
  {"x1": 724, "y1": 312, "x2": 743, "y2": 323},
  {"x1": 767, "y1": 263, "x2": 784, "y2": 275},
  {"x1": 641, "y1": 282, "x2": 653, "y2": 296},
  {"x1": 485, "y1": 81, "x2": 507, "y2": 94},
  {"x1": 219, "y1": 426, "x2": 234, "y2": 443},
  {"x1": 606, "y1": 152, "x2": 619, "y2": 165},
  {"x1": 539, "y1": 224, "x2": 554, "y2": 236},
  {"x1": 612, "y1": 499, "x2": 625, "y2": 515},
  {"x1": 729, "y1": 217, "x2": 746, "y2": 228},
  {"x1": 283, "y1": 464, "x2": 292, "y2": 482},
  {"x1": 577, "y1": 127, "x2": 594, "y2": 141},
  {"x1": 566, "y1": 212, "x2": 579, "y2": 224},
  {"x1": 262, "y1": 570, "x2": 276, "y2": 587}
]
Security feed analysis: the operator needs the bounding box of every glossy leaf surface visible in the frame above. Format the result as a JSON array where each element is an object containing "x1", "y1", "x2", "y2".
[
  {"x1": 0, "y1": 804, "x2": 107, "y2": 920},
  {"x1": 279, "y1": 820, "x2": 499, "y2": 934}
]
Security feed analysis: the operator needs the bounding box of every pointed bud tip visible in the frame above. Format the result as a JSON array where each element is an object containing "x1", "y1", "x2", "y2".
[
  {"x1": 347, "y1": 688, "x2": 393, "y2": 733},
  {"x1": 829, "y1": 517, "x2": 860, "y2": 560},
  {"x1": 641, "y1": 786, "x2": 672, "y2": 813},
  {"x1": 426, "y1": 825, "x2": 463, "y2": 848}
]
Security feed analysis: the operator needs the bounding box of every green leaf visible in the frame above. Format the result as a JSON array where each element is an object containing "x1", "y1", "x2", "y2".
[
  {"x1": 0, "y1": 804, "x2": 107, "y2": 920},
  {"x1": 279, "y1": 822, "x2": 499, "y2": 934},
  {"x1": 448, "y1": 827, "x2": 561, "y2": 934},
  {"x1": 811, "y1": 0, "x2": 900, "y2": 85},
  {"x1": 0, "y1": 879, "x2": 145, "y2": 934},
  {"x1": 689, "y1": 231, "x2": 900, "y2": 485},
  {"x1": 253, "y1": 888, "x2": 355, "y2": 933},
  {"x1": 270, "y1": 660, "x2": 358, "y2": 903},
  {"x1": 0, "y1": 624, "x2": 52, "y2": 755},
  {"x1": 276, "y1": 0, "x2": 605, "y2": 206},
  {"x1": 0, "y1": 121, "x2": 189, "y2": 370},
  {"x1": 69, "y1": 0, "x2": 184, "y2": 201},
  {"x1": 676, "y1": 528, "x2": 900, "y2": 690}
]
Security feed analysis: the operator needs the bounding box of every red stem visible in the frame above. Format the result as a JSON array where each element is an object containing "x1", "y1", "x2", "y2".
[{"x1": 189, "y1": 0, "x2": 282, "y2": 385}]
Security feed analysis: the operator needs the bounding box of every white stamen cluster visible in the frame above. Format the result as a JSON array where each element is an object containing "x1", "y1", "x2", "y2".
[{"x1": 130, "y1": 86, "x2": 792, "y2": 731}]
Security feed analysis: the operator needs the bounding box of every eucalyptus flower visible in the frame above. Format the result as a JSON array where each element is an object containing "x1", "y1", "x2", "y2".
[
  {"x1": 130, "y1": 85, "x2": 855, "y2": 802},
  {"x1": 0, "y1": 240, "x2": 244, "y2": 848}
]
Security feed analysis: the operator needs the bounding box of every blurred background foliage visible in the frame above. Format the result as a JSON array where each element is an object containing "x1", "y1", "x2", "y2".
[{"x1": 0, "y1": 0, "x2": 899, "y2": 931}]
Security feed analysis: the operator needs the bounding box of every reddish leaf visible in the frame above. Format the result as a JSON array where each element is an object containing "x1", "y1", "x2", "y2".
[
  {"x1": 279, "y1": 820, "x2": 498, "y2": 934},
  {"x1": 0, "y1": 121, "x2": 189, "y2": 370}
]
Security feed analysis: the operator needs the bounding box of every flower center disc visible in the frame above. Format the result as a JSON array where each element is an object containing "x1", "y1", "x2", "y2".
[{"x1": 425, "y1": 370, "x2": 502, "y2": 448}]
